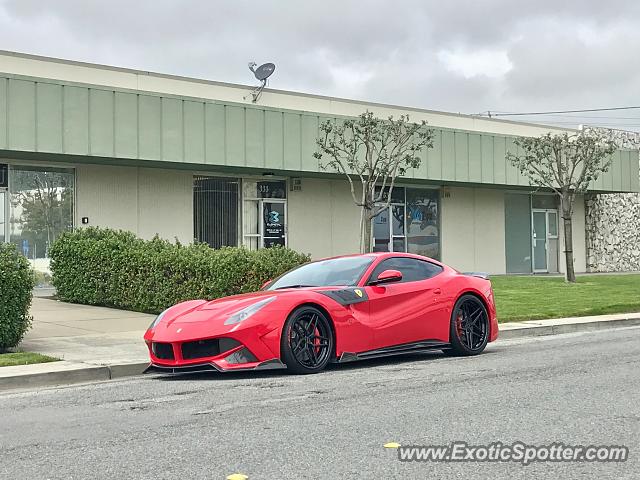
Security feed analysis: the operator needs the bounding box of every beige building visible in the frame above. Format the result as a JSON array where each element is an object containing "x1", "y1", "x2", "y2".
[{"x1": 0, "y1": 50, "x2": 638, "y2": 274}]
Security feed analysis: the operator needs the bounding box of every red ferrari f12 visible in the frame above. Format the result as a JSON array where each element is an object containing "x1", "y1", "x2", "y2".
[{"x1": 144, "y1": 252, "x2": 498, "y2": 374}]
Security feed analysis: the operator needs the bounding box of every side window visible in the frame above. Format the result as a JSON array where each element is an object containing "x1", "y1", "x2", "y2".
[{"x1": 369, "y1": 257, "x2": 443, "y2": 284}]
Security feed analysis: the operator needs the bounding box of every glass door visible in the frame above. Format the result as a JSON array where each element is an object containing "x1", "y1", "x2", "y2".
[
  {"x1": 261, "y1": 200, "x2": 286, "y2": 247},
  {"x1": 532, "y1": 209, "x2": 559, "y2": 273},
  {"x1": 372, "y1": 204, "x2": 407, "y2": 252},
  {"x1": 242, "y1": 180, "x2": 287, "y2": 249},
  {"x1": 532, "y1": 210, "x2": 548, "y2": 272}
]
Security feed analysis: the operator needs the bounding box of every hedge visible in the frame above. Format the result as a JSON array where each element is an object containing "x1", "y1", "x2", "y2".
[
  {"x1": 0, "y1": 243, "x2": 35, "y2": 350},
  {"x1": 49, "y1": 228, "x2": 310, "y2": 314}
]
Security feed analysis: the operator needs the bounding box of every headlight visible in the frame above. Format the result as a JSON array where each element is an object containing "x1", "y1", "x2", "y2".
[
  {"x1": 148, "y1": 309, "x2": 169, "y2": 331},
  {"x1": 224, "y1": 297, "x2": 276, "y2": 325}
]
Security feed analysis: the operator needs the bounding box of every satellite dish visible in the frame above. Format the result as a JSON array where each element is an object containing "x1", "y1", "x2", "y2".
[
  {"x1": 247, "y1": 61, "x2": 276, "y2": 103},
  {"x1": 252, "y1": 62, "x2": 276, "y2": 81}
]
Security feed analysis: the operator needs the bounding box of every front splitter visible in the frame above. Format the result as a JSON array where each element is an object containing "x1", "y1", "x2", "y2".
[{"x1": 143, "y1": 358, "x2": 286, "y2": 375}]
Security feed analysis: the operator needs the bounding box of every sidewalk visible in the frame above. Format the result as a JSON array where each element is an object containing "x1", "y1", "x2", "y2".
[
  {"x1": 21, "y1": 297, "x2": 153, "y2": 365},
  {"x1": 1, "y1": 298, "x2": 639, "y2": 391},
  {"x1": 0, "y1": 298, "x2": 154, "y2": 390}
]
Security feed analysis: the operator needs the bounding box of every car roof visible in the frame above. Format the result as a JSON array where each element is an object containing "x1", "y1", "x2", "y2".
[{"x1": 314, "y1": 251, "x2": 444, "y2": 265}]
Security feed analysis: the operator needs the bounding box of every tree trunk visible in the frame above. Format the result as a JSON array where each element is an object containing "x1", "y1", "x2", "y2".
[
  {"x1": 561, "y1": 199, "x2": 576, "y2": 283},
  {"x1": 361, "y1": 207, "x2": 373, "y2": 253}
]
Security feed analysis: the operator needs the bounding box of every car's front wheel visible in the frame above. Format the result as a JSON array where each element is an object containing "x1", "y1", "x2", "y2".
[
  {"x1": 444, "y1": 294, "x2": 489, "y2": 356},
  {"x1": 281, "y1": 306, "x2": 334, "y2": 374}
]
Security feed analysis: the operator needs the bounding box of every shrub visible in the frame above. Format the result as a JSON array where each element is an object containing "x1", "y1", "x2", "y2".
[
  {"x1": 0, "y1": 243, "x2": 35, "y2": 350},
  {"x1": 50, "y1": 228, "x2": 310, "y2": 314}
]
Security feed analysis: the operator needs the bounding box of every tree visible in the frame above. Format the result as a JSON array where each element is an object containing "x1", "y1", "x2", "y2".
[
  {"x1": 506, "y1": 131, "x2": 617, "y2": 283},
  {"x1": 314, "y1": 112, "x2": 434, "y2": 253}
]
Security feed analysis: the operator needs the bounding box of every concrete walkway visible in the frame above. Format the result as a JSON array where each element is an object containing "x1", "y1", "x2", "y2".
[
  {"x1": 1, "y1": 297, "x2": 640, "y2": 391},
  {"x1": 21, "y1": 297, "x2": 154, "y2": 366}
]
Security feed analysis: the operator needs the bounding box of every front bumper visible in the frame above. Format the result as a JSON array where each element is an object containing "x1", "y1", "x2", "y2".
[{"x1": 144, "y1": 319, "x2": 285, "y2": 373}]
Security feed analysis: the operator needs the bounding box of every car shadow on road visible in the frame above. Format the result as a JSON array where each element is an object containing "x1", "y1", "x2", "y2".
[{"x1": 151, "y1": 347, "x2": 500, "y2": 383}]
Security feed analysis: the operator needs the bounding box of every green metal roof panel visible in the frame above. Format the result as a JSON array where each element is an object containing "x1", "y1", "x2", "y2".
[{"x1": 0, "y1": 73, "x2": 638, "y2": 193}]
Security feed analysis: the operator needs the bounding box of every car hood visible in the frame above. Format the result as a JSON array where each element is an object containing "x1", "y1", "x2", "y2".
[{"x1": 163, "y1": 286, "x2": 340, "y2": 326}]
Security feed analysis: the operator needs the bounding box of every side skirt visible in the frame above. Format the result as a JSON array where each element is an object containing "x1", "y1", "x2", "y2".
[{"x1": 337, "y1": 340, "x2": 450, "y2": 363}]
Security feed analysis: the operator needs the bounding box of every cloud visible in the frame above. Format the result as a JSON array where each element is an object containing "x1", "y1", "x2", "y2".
[
  {"x1": 437, "y1": 48, "x2": 512, "y2": 79},
  {"x1": 0, "y1": 0, "x2": 639, "y2": 128}
]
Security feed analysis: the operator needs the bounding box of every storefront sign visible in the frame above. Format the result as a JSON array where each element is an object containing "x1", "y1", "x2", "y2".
[{"x1": 263, "y1": 202, "x2": 285, "y2": 247}]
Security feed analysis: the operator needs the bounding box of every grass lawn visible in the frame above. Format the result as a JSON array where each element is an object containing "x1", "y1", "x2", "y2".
[
  {"x1": 0, "y1": 352, "x2": 59, "y2": 367},
  {"x1": 491, "y1": 274, "x2": 640, "y2": 323}
]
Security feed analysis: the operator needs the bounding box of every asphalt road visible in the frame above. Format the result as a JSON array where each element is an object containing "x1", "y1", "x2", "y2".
[{"x1": 2, "y1": 327, "x2": 639, "y2": 480}]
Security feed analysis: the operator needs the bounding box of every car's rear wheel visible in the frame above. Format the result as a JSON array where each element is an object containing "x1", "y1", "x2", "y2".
[
  {"x1": 281, "y1": 306, "x2": 334, "y2": 374},
  {"x1": 444, "y1": 294, "x2": 489, "y2": 356}
]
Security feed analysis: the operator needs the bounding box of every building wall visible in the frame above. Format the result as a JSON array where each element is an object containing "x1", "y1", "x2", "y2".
[
  {"x1": 76, "y1": 165, "x2": 193, "y2": 243},
  {"x1": 287, "y1": 180, "x2": 510, "y2": 274},
  {"x1": 287, "y1": 178, "x2": 360, "y2": 258},
  {"x1": 9, "y1": 73, "x2": 631, "y2": 192},
  {"x1": 0, "y1": 50, "x2": 571, "y2": 137},
  {"x1": 585, "y1": 193, "x2": 640, "y2": 272},
  {"x1": 441, "y1": 187, "x2": 506, "y2": 274}
]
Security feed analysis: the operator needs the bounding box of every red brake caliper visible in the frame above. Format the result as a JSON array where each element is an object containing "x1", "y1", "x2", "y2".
[{"x1": 456, "y1": 312, "x2": 464, "y2": 339}]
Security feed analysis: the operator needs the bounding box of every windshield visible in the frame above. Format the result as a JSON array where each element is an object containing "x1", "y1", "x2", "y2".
[{"x1": 267, "y1": 256, "x2": 375, "y2": 290}]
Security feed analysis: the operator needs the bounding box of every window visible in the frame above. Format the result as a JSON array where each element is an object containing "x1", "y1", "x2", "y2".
[
  {"x1": 193, "y1": 176, "x2": 239, "y2": 248},
  {"x1": 371, "y1": 187, "x2": 440, "y2": 259},
  {"x1": 9, "y1": 166, "x2": 75, "y2": 260},
  {"x1": 406, "y1": 188, "x2": 440, "y2": 259},
  {"x1": 368, "y1": 257, "x2": 443, "y2": 284},
  {"x1": 532, "y1": 195, "x2": 558, "y2": 209}
]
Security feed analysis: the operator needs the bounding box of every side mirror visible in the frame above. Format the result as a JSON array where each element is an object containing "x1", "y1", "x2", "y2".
[
  {"x1": 261, "y1": 280, "x2": 272, "y2": 290},
  {"x1": 370, "y1": 269, "x2": 403, "y2": 286}
]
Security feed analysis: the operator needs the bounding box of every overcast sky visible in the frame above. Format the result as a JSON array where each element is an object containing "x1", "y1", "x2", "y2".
[{"x1": 1, "y1": 0, "x2": 639, "y2": 129}]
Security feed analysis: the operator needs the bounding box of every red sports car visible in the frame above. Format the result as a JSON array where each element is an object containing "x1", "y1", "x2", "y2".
[{"x1": 143, "y1": 252, "x2": 498, "y2": 375}]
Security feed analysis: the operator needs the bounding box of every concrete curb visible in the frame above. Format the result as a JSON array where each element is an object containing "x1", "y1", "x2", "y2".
[
  {"x1": 498, "y1": 316, "x2": 640, "y2": 340},
  {"x1": 0, "y1": 361, "x2": 149, "y2": 392},
  {"x1": 108, "y1": 362, "x2": 149, "y2": 379},
  {"x1": 0, "y1": 364, "x2": 111, "y2": 391},
  {"x1": 2, "y1": 315, "x2": 640, "y2": 392}
]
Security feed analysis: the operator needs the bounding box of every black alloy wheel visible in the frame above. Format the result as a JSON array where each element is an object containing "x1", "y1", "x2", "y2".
[
  {"x1": 281, "y1": 306, "x2": 334, "y2": 374},
  {"x1": 445, "y1": 294, "x2": 489, "y2": 356}
]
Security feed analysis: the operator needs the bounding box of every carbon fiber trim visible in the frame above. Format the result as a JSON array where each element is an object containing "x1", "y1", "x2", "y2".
[
  {"x1": 144, "y1": 358, "x2": 286, "y2": 375},
  {"x1": 318, "y1": 288, "x2": 369, "y2": 306},
  {"x1": 338, "y1": 340, "x2": 450, "y2": 363}
]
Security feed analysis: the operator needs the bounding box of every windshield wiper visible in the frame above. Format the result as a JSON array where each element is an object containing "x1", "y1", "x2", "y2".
[{"x1": 274, "y1": 284, "x2": 315, "y2": 290}]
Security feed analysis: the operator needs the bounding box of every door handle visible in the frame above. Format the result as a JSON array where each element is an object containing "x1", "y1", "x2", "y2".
[{"x1": 433, "y1": 288, "x2": 442, "y2": 295}]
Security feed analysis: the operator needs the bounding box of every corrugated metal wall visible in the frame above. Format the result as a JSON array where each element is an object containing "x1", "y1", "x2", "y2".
[{"x1": 0, "y1": 74, "x2": 638, "y2": 193}]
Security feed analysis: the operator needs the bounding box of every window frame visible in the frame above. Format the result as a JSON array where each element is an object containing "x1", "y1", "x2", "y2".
[{"x1": 365, "y1": 256, "x2": 444, "y2": 286}]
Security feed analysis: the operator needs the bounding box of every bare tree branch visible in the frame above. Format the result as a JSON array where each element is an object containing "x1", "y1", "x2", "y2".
[{"x1": 315, "y1": 112, "x2": 434, "y2": 253}]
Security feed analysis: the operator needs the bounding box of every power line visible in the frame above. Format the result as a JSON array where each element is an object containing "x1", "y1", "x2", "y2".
[{"x1": 479, "y1": 106, "x2": 640, "y2": 117}]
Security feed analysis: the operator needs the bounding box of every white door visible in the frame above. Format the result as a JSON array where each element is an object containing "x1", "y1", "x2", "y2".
[
  {"x1": 532, "y1": 209, "x2": 559, "y2": 273},
  {"x1": 0, "y1": 189, "x2": 7, "y2": 243}
]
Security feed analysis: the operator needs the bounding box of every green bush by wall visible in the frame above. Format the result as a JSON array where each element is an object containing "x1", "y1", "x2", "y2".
[
  {"x1": 0, "y1": 243, "x2": 35, "y2": 350},
  {"x1": 49, "y1": 228, "x2": 311, "y2": 314}
]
